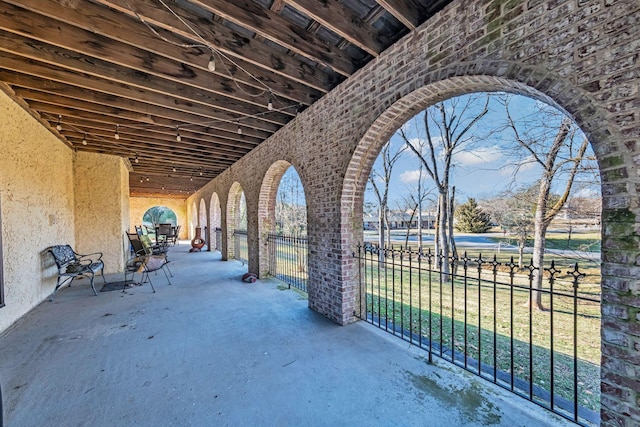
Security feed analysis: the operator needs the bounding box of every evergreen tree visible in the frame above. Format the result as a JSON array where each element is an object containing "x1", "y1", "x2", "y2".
[{"x1": 455, "y1": 198, "x2": 492, "y2": 233}]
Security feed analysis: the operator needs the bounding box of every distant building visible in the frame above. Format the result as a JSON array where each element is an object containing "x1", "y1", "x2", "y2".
[{"x1": 364, "y1": 210, "x2": 435, "y2": 230}]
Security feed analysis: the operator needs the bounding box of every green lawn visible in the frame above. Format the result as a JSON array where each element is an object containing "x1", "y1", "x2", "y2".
[{"x1": 488, "y1": 232, "x2": 601, "y2": 253}]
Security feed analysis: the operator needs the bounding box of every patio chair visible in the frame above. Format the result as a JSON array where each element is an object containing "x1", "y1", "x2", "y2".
[
  {"x1": 139, "y1": 233, "x2": 172, "y2": 276},
  {"x1": 46, "y1": 245, "x2": 106, "y2": 300},
  {"x1": 125, "y1": 233, "x2": 172, "y2": 292},
  {"x1": 156, "y1": 223, "x2": 178, "y2": 246},
  {"x1": 171, "y1": 225, "x2": 181, "y2": 245}
]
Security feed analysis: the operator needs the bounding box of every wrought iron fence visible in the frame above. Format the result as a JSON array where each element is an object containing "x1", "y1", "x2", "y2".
[
  {"x1": 232, "y1": 229, "x2": 248, "y2": 264},
  {"x1": 354, "y1": 243, "x2": 600, "y2": 426},
  {"x1": 215, "y1": 227, "x2": 222, "y2": 252},
  {"x1": 267, "y1": 234, "x2": 308, "y2": 292}
]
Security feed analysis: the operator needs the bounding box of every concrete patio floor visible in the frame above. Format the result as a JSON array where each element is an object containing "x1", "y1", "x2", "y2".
[{"x1": 0, "y1": 243, "x2": 573, "y2": 426}]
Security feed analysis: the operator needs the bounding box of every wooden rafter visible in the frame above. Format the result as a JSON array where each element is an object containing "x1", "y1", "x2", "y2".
[
  {"x1": 188, "y1": 0, "x2": 360, "y2": 77},
  {"x1": 0, "y1": 0, "x2": 454, "y2": 196},
  {"x1": 91, "y1": 0, "x2": 338, "y2": 94},
  {"x1": 282, "y1": 0, "x2": 386, "y2": 56}
]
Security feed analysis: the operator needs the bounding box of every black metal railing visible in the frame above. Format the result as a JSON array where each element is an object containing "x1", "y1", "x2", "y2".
[
  {"x1": 354, "y1": 243, "x2": 600, "y2": 426},
  {"x1": 267, "y1": 234, "x2": 308, "y2": 292},
  {"x1": 232, "y1": 229, "x2": 248, "y2": 264}
]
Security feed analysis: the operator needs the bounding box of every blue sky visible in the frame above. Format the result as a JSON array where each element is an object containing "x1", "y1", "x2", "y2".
[
  {"x1": 365, "y1": 93, "x2": 599, "y2": 210},
  {"x1": 277, "y1": 93, "x2": 599, "y2": 209}
]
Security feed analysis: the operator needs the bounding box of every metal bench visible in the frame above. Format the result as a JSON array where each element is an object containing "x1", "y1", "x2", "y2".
[{"x1": 46, "y1": 245, "x2": 106, "y2": 300}]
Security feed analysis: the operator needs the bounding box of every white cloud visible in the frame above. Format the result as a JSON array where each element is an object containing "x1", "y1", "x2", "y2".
[
  {"x1": 400, "y1": 169, "x2": 422, "y2": 183},
  {"x1": 454, "y1": 146, "x2": 502, "y2": 166}
]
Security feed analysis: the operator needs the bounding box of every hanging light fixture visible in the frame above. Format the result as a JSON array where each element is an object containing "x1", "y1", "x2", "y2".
[
  {"x1": 134, "y1": 154, "x2": 139, "y2": 164},
  {"x1": 82, "y1": 133, "x2": 87, "y2": 146},
  {"x1": 267, "y1": 94, "x2": 273, "y2": 111},
  {"x1": 146, "y1": 177, "x2": 150, "y2": 181},
  {"x1": 190, "y1": 176, "x2": 193, "y2": 182},
  {"x1": 114, "y1": 124, "x2": 120, "y2": 140},
  {"x1": 172, "y1": 165, "x2": 176, "y2": 172},
  {"x1": 237, "y1": 121, "x2": 242, "y2": 135},
  {"x1": 56, "y1": 115, "x2": 62, "y2": 131},
  {"x1": 207, "y1": 52, "x2": 216, "y2": 72},
  {"x1": 176, "y1": 126, "x2": 181, "y2": 142}
]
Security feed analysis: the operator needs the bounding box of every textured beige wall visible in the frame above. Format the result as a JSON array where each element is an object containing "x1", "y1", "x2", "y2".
[
  {"x1": 0, "y1": 90, "x2": 75, "y2": 332},
  {"x1": 129, "y1": 197, "x2": 187, "y2": 240},
  {"x1": 74, "y1": 152, "x2": 129, "y2": 274}
]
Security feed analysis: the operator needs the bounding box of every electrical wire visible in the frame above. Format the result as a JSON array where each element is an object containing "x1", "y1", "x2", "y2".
[
  {"x1": 156, "y1": 0, "x2": 271, "y2": 95},
  {"x1": 125, "y1": 0, "x2": 300, "y2": 109}
]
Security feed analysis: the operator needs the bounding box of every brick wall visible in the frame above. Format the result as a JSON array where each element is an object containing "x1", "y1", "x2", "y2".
[{"x1": 189, "y1": 1, "x2": 640, "y2": 424}]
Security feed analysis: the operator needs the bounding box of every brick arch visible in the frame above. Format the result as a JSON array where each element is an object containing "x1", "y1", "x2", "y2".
[
  {"x1": 198, "y1": 198, "x2": 207, "y2": 248},
  {"x1": 341, "y1": 74, "x2": 619, "y2": 423},
  {"x1": 188, "y1": 3, "x2": 638, "y2": 422},
  {"x1": 209, "y1": 192, "x2": 221, "y2": 251},
  {"x1": 226, "y1": 182, "x2": 244, "y2": 260},
  {"x1": 341, "y1": 73, "x2": 612, "y2": 250},
  {"x1": 257, "y1": 160, "x2": 304, "y2": 277}
]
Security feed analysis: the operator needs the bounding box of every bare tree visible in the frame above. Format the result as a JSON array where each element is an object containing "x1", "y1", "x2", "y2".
[
  {"x1": 396, "y1": 196, "x2": 418, "y2": 249},
  {"x1": 400, "y1": 95, "x2": 489, "y2": 278},
  {"x1": 276, "y1": 168, "x2": 307, "y2": 236},
  {"x1": 486, "y1": 186, "x2": 537, "y2": 267},
  {"x1": 501, "y1": 98, "x2": 593, "y2": 309},
  {"x1": 368, "y1": 139, "x2": 406, "y2": 258}
]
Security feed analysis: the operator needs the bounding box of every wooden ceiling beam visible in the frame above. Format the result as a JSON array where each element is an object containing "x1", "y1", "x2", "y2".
[
  {"x1": 76, "y1": 140, "x2": 229, "y2": 170},
  {"x1": 63, "y1": 124, "x2": 252, "y2": 159},
  {"x1": 3, "y1": 0, "x2": 334, "y2": 96},
  {"x1": 131, "y1": 170, "x2": 219, "y2": 181},
  {"x1": 0, "y1": 7, "x2": 304, "y2": 116},
  {"x1": 374, "y1": 0, "x2": 422, "y2": 29},
  {"x1": 0, "y1": 64, "x2": 275, "y2": 141},
  {"x1": 282, "y1": 0, "x2": 387, "y2": 56},
  {"x1": 0, "y1": 31, "x2": 292, "y2": 128},
  {"x1": 63, "y1": 128, "x2": 245, "y2": 162},
  {"x1": 66, "y1": 130, "x2": 241, "y2": 168},
  {"x1": 188, "y1": 0, "x2": 358, "y2": 77},
  {"x1": 46, "y1": 115, "x2": 262, "y2": 151},
  {"x1": 4, "y1": 72, "x2": 277, "y2": 137},
  {"x1": 131, "y1": 162, "x2": 225, "y2": 175},
  {"x1": 20, "y1": 100, "x2": 257, "y2": 152},
  {"x1": 34, "y1": 106, "x2": 264, "y2": 150}
]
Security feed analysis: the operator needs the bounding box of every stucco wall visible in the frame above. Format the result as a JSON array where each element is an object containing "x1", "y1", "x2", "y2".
[
  {"x1": 129, "y1": 197, "x2": 187, "y2": 240},
  {"x1": 0, "y1": 89, "x2": 75, "y2": 332},
  {"x1": 74, "y1": 152, "x2": 129, "y2": 273}
]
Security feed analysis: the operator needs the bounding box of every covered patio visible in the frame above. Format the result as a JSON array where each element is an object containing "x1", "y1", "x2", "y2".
[
  {"x1": 1, "y1": 0, "x2": 639, "y2": 425},
  {"x1": 0, "y1": 244, "x2": 571, "y2": 426}
]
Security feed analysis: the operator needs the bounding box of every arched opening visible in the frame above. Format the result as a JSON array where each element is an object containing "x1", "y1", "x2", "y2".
[
  {"x1": 198, "y1": 198, "x2": 207, "y2": 250},
  {"x1": 209, "y1": 193, "x2": 221, "y2": 252},
  {"x1": 227, "y1": 182, "x2": 247, "y2": 265},
  {"x1": 189, "y1": 201, "x2": 198, "y2": 241},
  {"x1": 259, "y1": 161, "x2": 307, "y2": 287},
  {"x1": 343, "y1": 78, "x2": 606, "y2": 425},
  {"x1": 142, "y1": 206, "x2": 178, "y2": 228}
]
